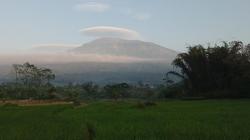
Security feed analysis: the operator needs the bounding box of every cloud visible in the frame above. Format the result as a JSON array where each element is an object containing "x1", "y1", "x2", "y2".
[
  {"x1": 123, "y1": 9, "x2": 151, "y2": 21},
  {"x1": 74, "y1": 2, "x2": 110, "y2": 13},
  {"x1": 80, "y1": 26, "x2": 142, "y2": 40}
]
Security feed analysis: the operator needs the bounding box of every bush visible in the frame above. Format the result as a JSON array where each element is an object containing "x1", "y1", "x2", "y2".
[
  {"x1": 134, "y1": 101, "x2": 157, "y2": 109},
  {"x1": 73, "y1": 99, "x2": 81, "y2": 106},
  {"x1": 134, "y1": 102, "x2": 146, "y2": 109},
  {"x1": 159, "y1": 84, "x2": 185, "y2": 99},
  {"x1": 144, "y1": 101, "x2": 157, "y2": 106}
]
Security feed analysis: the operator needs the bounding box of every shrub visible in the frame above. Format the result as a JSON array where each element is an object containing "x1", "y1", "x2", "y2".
[
  {"x1": 73, "y1": 99, "x2": 81, "y2": 106},
  {"x1": 144, "y1": 101, "x2": 157, "y2": 106},
  {"x1": 134, "y1": 102, "x2": 146, "y2": 109},
  {"x1": 134, "y1": 101, "x2": 157, "y2": 109}
]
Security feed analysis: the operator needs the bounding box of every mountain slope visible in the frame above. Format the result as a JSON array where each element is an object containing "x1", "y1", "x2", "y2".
[{"x1": 72, "y1": 38, "x2": 177, "y2": 60}]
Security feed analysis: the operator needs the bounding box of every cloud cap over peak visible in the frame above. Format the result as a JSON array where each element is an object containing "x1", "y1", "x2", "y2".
[{"x1": 80, "y1": 26, "x2": 142, "y2": 40}]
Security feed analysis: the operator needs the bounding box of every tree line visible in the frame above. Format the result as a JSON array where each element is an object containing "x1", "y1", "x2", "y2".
[{"x1": 0, "y1": 63, "x2": 161, "y2": 100}]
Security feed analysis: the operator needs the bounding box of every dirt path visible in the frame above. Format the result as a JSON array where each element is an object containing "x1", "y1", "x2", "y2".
[{"x1": 0, "y1": 99, "x2": 72, "y2": 106}]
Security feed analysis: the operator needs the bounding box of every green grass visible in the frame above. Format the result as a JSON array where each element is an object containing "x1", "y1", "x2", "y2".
[{"x1": 0, "y1": 100, "x2": 250, "y2": 140}]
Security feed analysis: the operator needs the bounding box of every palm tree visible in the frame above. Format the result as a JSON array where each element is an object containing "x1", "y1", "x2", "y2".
[{"x1": 171, "y1": 45, "x2": 209, "y2": 93}]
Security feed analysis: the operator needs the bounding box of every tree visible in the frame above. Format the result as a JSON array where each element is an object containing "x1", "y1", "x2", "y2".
[
  {"x1": 170, "y1": 45, "x2": 209, "y2": 93},
  {"x1": 81, "y1": 82, "x2": 99, "y2": 98},
  {"x1": 12, "y1": 62, "x2": 55, "y2": 86},
  {"x1": 168, "y1": 41, "x2": 250, "y2": 98},
  {"x1": 104, "y1": 83, "x2": 130, "y2": 100},
  {"x1": 8, "y1": 62, "x2": 56, "y2": 99},
  {"x1": 41, "y1": 68, "x2": 55, "y2": 85}
]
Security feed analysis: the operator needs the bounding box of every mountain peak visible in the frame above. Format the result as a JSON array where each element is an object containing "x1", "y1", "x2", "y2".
[
  {"x1": 72, "y1": 38, "x2": 177, "y2": 60},
  {"x1": 92, "y1": 37, "x2": 125, "y2": 41},
  {"x1": 86, "y1": 37, "x2": 144, "y2": 45}
]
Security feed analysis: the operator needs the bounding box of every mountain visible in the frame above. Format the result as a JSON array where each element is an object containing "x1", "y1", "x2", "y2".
[
  {"x1": 72, "y1": 38, "x2": 177, "y2": 60},
  {"x1": 57, "y1": 38, "x2": 178, "y2": 84},
  {"x1": 0, "y1": 38, "x2": 178, "y2": 85}
]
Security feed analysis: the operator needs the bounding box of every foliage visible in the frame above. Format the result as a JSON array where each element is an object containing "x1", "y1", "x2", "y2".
[
  {"x1": 0, "y1": 83, "x2": 56, "y2": 100},
  {"x1": 0, "y1": 62, "x2": 56, "y2": 100},
  {"x1": 168, "y1": 41, "x2": 250, "y2": 98},
  {"x1": 13, "y1": 62, "x2": 55, "y2": 86},
  {"x1": 104, "y1": 83, "x2": 130, "y2": 100},
  {"x1": 158, "y1": 82, "x2": 185, "y2": 98},
  {"x1": 81, "y1": 82, "x2": 99, "y2": 99}
]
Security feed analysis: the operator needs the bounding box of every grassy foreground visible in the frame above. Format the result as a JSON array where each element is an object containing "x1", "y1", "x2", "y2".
[{"x1": 0, "y1": 100, "x2": 250, "y2": 140}]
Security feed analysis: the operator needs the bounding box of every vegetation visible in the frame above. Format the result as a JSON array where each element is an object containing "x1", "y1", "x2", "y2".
[
  {"x1": 0, "y1": 64, "x2": 164, "y2": 100},
  {"x1": 54, "y1": 82, "x2": 162, "y2": 101},
  {"x1": 1, "y1": 100, "x2": 250, "y2": 140},
  {"x1": 104, "y1": 83, "x2": 130, "y2": 100},
  {"x1": 13, "y1": 62, "x2": 55, "y2": 86},
  {"x1": 0, "y1": 62, "x2": 56, "y2": 100},
  {"x1": 167, "y1": 41, "x2": 250, "y2": 98}
]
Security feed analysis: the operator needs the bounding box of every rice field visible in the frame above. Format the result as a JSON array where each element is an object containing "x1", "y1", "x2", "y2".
[{"x1": 0, "y1": 100, "x2": 250, "y2": 140}]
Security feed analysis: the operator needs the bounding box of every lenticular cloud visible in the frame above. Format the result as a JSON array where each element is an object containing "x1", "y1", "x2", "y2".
[{"x1": 80, "y1": 26, "x2": 142, "y2": 40}]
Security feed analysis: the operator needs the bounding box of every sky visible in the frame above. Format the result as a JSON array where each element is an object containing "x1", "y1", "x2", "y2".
[{"x1": 0, "y1": 0, "x2": 250, "y2": 52}]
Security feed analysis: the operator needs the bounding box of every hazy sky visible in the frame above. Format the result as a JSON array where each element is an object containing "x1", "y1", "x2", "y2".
[{"x1": 0, "y1": 0, "x2": 250, "y2": 52}]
